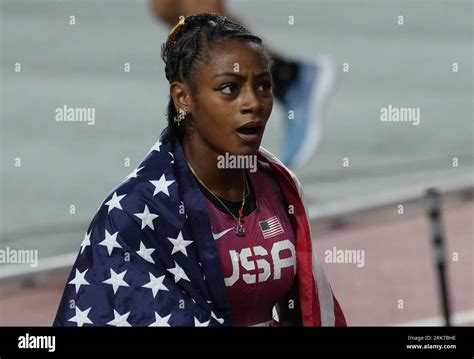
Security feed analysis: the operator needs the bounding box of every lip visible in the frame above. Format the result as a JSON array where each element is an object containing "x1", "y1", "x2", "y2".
[
  {"x1": 235, "y1": 126, "x2": 264, "y2": 143},
  {"x1": 237, "y1": 120, "x2": 264, "y2": 130}
]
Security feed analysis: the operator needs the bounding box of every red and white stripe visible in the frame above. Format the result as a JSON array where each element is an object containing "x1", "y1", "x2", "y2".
[
  {"x1": 259, "y1": 216, "x2": 284, "y2": 239},
  {"x1": 258, "y1": 146, "x2": 347, "y2": 327}
]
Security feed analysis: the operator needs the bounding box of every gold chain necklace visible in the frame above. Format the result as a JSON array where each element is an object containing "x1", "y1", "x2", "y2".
[{"x1": 186, "y1": 160, "x2": 248, "y2": 237}]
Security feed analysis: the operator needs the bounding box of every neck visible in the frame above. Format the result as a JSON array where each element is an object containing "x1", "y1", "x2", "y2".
[{"x1": 183, "y1": 136, "x2": 245, "y2": 202}]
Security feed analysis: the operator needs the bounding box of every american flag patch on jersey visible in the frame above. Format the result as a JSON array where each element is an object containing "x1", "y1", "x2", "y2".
[{"x1": 258, "y1": 216, "x2": 284, "y2": 239}]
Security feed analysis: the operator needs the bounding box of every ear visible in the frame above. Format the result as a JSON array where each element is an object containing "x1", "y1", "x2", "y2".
[{"x1": 170, "y1": 81, "x2": 194, "y2": 114}]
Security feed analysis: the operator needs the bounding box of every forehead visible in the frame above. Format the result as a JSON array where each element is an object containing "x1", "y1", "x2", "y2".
[{"x1": 199, "y1": 40, "x2": 270, "y2": 74}]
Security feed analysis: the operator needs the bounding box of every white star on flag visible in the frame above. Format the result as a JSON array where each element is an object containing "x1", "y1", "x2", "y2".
[
  {"x1": 142, "y1": 273, "x2": 169, "y2": 298},
  {"x1": 147, "y1": 140, "x2": 162, "y2": 154},
  {"x1": 149, "y1": 311, "x2": 171, "y2": 327},
  {"x1": 167, "y1": 261, "x2": 190, "y2": 283},
  {"x1": 134, "y1": 204, "x2": 159, "y2": 230},
  {"x1": 211, "y1": 311, "x2": 225, "y2": 324},
  {"x1": 125, "y1": 166, "x2": 144, "y2": 180},
  {"x1": 136, "y1": 241, "x2": 155, "y2": 264},
  {"x1": 67, "y1": 306, "x2": 93, "y2": 327},
  {"x1": 106, "y1": 309, "x2": 131, "y2": 327},
  {"x1": 194, "y1": 317, "x2": 210, "y2": 327},
  {"x1": 105, "y1": 192, "x2": 126, "y2": 213},
  {"x1": 150, "y1": 174, "x2": 174, "y2": 197},
  {"x1": 80, "y1": 231, "x2": 91, "y2": 254},
  {"x1": 168, "y1": 152, "x2": 174, "y2": 164},
  {"x1": 68, "y1": 268, "x2": 90, "y2": 293},
  {"x1": 102, "y1": 268, "x2": 129, "y2": 294},
  {"x1": 168, "y1": 231, "x2": 193, "y2": 257},
  {"x1": 98, "y1": 229, "x2": 122, "y2": 256}
]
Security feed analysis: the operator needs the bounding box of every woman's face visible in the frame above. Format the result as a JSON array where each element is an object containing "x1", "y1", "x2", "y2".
[{"x1": 186, "y1": 40, "x2": 273, "y2": 156}]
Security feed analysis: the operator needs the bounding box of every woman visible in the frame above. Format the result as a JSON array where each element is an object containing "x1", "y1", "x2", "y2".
[
  {"x1": 53, "y1": 13, "x2": 346, "y2": 327},
  {"x1": 149, "y1": 0, "x2": 338, "y2": 169}
]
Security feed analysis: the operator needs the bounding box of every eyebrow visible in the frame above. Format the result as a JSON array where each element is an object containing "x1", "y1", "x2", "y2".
[{"x1": 213, "y1": 71, "x2": 271, "y2": 79}]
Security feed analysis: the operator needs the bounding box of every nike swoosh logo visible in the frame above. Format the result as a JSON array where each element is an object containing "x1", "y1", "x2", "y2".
[{"x1": 212, "y1": 228, "x2": 233, "y2": 240}]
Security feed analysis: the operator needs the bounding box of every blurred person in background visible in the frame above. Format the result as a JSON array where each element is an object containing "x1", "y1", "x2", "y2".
[{"x1": 150, "y1": 0, "x2": 337, "y2": 169}]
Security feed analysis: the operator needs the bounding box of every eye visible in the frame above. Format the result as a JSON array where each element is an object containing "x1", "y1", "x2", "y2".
[
  {"x1": 219, "y1": 83, "x2": 239, "y2": 94},
  {"x1": 257, "y1": 81, "x2": 272, "y2": 92}
]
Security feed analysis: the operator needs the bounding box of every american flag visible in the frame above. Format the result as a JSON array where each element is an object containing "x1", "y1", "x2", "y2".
[
  {"x1": 53, "y1": 127, "x2": 346, "y2": 327},
  {"x1": 53, "y1": 128, "x2": 232, "y2": 327},
  {"x1": 259, "y1": 216, "x2": 284, "y2": 239}
]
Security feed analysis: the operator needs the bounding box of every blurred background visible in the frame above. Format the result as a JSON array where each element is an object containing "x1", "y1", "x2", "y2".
[{"x1": 1, "y1": 0, "x2": 472, "y2": 326}]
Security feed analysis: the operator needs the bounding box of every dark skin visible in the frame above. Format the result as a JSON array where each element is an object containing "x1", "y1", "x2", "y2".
[
  {"x1": 170, "y1": 40, "x2": 300, "y2": 325},
  {"x1": 170, "y1": 39, "x2": 273, "y2": 202}
]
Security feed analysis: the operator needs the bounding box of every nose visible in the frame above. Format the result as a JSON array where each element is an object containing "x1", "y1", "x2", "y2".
[{"x1": 240, "y1": 86, "x2": 263, "y2": 115}]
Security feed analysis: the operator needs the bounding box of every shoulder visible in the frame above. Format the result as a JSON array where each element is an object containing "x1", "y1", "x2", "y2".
[
  {"x1": 256, "y1": 160, "x2": 298, "y2": 230},
  {"x1": 257, "y1": 160, "x2": 284, "y2": 204}
]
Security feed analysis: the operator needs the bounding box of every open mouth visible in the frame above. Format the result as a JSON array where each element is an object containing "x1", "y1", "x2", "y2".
[
  {"x1": 235, "y1": 123, "x2": 264, "y2": 143},
  {"x1": 236, "y1": 126, "x2": 262, "y2": 135}
]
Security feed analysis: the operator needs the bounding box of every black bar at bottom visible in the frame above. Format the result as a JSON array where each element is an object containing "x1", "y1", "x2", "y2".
[{"x1": 0, "y1": 327, "x2": 472, "y2": 355}]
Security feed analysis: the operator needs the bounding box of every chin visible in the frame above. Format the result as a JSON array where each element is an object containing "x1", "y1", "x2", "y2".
[
  {"x1": 237, "y1": 142, "x2": 261, "y2": 156},
  {"x1": 233, "y1": 134, "x2": 265, "y2": 155},
  {"x1": 220, "y1": 141, "x2": 261, "y2": 157}
]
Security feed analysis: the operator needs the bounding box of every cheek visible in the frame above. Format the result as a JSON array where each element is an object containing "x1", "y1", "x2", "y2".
[
  {"x1": 261, "y1": 95, "x2": 273, "y2": 120},
  {"x1": 191, "y1": 102, "x2": 231, "y2": 144},
  {"x1": 195, "y1": 94, "x2": 236, "y2": 127},
  {"x1": 266, "y1": 96, "x2": 274, "y2": 113}
]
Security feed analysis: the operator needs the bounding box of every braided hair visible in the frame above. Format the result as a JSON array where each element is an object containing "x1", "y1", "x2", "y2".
[{"x1": 161, "y1": 13, "x2": 268, "y2": 141}]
